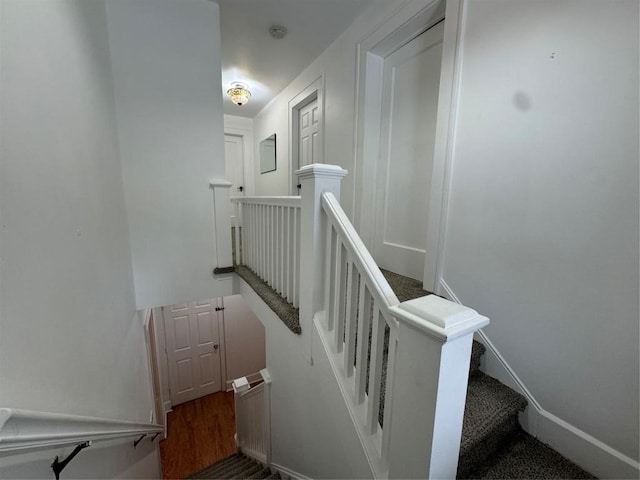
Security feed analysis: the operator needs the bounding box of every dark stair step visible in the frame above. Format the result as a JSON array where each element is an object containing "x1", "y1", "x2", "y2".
[
  {"x1": 470, "y1": 340, "x2": 485, "y2": 377},
  {"x1": 247, "y1": 467, "x2": 274, "y2": 479},
  {"x1": 464, "y1": 428, "x2": 596, "y2": 479},
  {"x1": 185, "y1": 453, "x2": 273, "y2": 480},
  {"x1": 458, "y1": 372, "x2": 528, "y2": 478}
]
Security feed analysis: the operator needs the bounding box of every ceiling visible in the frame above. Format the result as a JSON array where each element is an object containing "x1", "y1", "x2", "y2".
[{"x1": 216, "y1": 0, "x2": 374, "y2": 118}]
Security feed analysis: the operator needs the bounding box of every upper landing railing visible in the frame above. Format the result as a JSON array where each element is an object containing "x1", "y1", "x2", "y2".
[
  {"x1": 230, "y1": 196, "x2": 301, "y2": 308},
  {"x1": 212, "y1": 164, "x2": 489, "y2": 479}
]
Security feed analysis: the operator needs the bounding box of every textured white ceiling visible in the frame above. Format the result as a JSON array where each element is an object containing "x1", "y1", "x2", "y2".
[{"x1": 217, "y1": 0, "x2": 373, "y2": 118}]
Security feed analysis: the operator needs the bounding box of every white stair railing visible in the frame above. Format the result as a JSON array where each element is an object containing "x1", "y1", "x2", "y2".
[
  {"x1": 231, "y1": 197, "x2": 301, "y2": 307},
  {"x1": 297, "y1": 164, "x2": 489, "y2": 479},
  {"x1": 232, "y1": 370, "x2": 271, "y2": 465},
  {"x1": 224, "y1": 164, "x2": 490, "y2": 479}
]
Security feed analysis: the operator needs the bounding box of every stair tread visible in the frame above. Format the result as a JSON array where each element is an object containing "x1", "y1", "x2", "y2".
[
  {"x1": 461, "y1": 372, "x2": 528, "y2": 453},
  {"x1": 247, "y1": 467, "x2": 274, "y2": 479},
  {"x1": 232, "y1": 463, "x2": 264, "y2": 479},
  {"x1": 186, "y1": 454, "x2": 258, "y2": 479},
  {"x1": 465, "y1": 429, "x2": 596, "y2": 479}
]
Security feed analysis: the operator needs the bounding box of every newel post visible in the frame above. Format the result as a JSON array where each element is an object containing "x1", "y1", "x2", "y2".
[
  {"x1": 297, "y1": 164, "x2": 348, "y2": 357},
  {"x1": 209, "y1": 179, "x2": 234, "y2": 273},
  {"x1": 387, "y1": 296, "x2": 489, "y2": 479}
]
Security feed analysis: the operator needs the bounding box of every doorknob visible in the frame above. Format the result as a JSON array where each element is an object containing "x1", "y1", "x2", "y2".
[
  {"x1": 237, "y1": 186, "x2": 244, "y2": 192},
  {"x1": 213, "y1": 344, "x2": 219, "y2": 350}
]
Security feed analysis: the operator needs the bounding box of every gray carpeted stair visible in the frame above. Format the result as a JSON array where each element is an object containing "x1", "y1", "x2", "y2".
[
  {"x1": 459, "y1": 353, "x2": 594, "y2": 479},
  {"x1": 227, "y1": 237, "x2": 596, "y2": 478},
  {"x1": 185, "y1": 453, "x2": 280, "y2": 480},
  {"x1": 380, "y1": 269, "x2": 594, "y2": 479}
]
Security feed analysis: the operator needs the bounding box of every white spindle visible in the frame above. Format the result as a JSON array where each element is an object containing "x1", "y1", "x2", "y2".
[
  {"x1": 344, "y1": 262, "x2": 358, "y2": 377},
  {"x1": 354, "y1": 281, "x2": 370, "y2": 403},
  {"x1": 366, "y1": 305, "x2": 384, "y2": 435},
  {"x1": 293, "y1": 208, "x2": 300, "y2": 308},
  {"x1": 285, "y1": 207, "x2": 291, "y2": 302},
  {"x1": 381, "y1": 316, "x2": 398, "y2": 462},
  {"x1": 324, "y1": 226, "x2": 336, "y2": 331},
  {"x1": 333, "y1": 243, "x2": 345, "y2": 352}
]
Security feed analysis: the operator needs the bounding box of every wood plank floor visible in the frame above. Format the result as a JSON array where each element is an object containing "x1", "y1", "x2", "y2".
[{"x1": 160, "y1": 391, "x2": 237, "y2": 479}]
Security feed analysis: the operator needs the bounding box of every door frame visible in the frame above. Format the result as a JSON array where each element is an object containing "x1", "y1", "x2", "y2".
[
  {"x1": 224, "y1": 115, "x2": 255, "y2": 196},
  {"x1": 160, "y1": 299, "x2": 227, "y2": 407},
  {"x1": 288, "y1": 75, "x2": 325, "y2": 194},
  {"x1": 352, "y1": 0, "x2": 464, "y2": 293}
]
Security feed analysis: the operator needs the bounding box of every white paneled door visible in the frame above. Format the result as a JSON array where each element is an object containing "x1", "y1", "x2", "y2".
[
  {"x1": 374, "y1": 21, "x2": 444, "y2": 281},
  {"x1": 298, "y1": 98, "x2": 319, "y2": 169},
  {"x1": 224, "y1": 134, "x2": 245, "y2": 195},
  {"x1": 164, "y1": 299, "x2": 223, "y2": 406}
]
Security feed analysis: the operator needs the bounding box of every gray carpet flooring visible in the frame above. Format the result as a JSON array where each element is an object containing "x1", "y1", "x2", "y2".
[
  {"x1": 186, "y1": 453, "x2": 280, "y2": 479},
  {"x1": 380, "y1": 268, "x2": 595, "y2": 480},
  {"x1": 229, "y1": 228, "x2": 301, "y2": 334},
  {"x1": 234, "y1": 265, "x2": 300, "y2": 334}
]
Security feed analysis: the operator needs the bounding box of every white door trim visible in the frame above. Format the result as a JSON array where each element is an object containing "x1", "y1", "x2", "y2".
[
  {"x1": 288, "y1": 75, "x2": 325, "y2": 194},
  {"x1": 353, "y1": 0, "x2": 461, "y2": 293},
  {"x1": 423, "y1": 0, "x2": 466, "y2": 294}
]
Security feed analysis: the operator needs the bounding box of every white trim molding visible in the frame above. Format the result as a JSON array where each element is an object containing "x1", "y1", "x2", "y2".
[
  {"x1": 440, "y1": 278, "x2": 640, "y2": 480},
  {"x1": 269, "y1": 462, "x2": 313, "y2": 480}
]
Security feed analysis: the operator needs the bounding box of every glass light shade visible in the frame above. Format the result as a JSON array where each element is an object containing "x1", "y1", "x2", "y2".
[{"x1": 227, "y1": 84, "x2": 251, "y2": 106}]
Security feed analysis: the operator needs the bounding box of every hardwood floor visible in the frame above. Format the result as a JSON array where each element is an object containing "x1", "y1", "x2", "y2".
[{"x1": 160, "y1": 391, "x2": 237, "y2": 479}]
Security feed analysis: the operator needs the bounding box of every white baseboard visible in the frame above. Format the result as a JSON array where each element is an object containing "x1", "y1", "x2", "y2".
[
  {"x1": 270, "y1": 462, "x2": 313, "y2": 480},
  {"x1": 440, "y1": 279, "x2": 640, "y2": 480},
  {"x1": 538, "y1": 411, "x2": 639, "y2": 480}
]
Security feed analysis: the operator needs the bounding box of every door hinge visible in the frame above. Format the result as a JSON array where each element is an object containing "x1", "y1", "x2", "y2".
[{"x1": 215, "y1": 307, "x2": 225, "y2": 311}]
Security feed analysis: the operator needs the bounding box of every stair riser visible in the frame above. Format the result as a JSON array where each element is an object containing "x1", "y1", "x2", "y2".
[{"x1": 457, "y1": 414, "x2": 520, "y2": 479}]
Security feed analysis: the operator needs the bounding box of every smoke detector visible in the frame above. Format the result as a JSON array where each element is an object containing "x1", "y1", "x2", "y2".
[{"x1": 269, "y1": 25, "x2": 287, "y2": 39}]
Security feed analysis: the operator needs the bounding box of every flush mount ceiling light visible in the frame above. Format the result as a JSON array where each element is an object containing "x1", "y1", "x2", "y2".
[
  {"x1": 227, "y1": 82, "x2": 251, "y2": 106},
  {"x1": 269, "y1": 25, "x2": 287, "y2": 39}
]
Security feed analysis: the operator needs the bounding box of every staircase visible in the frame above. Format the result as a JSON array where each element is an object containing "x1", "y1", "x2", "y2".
[
  {"x1": 217, "y1": 165, "x2": 597, "y2": 479},
  {"x1": 384, "y1": 270, "x2": 595, "y2": 479},
  {"x1": 186, "y1": 453, "x2": 280, "y2": 479}
]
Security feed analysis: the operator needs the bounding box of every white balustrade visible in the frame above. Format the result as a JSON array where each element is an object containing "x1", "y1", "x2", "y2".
[
  {"x1": 227, "y1": 165, "x2": 489, "y2": 479},
  {"x1": 231, "y1": 197, "x2": 301, "y2": 307}
]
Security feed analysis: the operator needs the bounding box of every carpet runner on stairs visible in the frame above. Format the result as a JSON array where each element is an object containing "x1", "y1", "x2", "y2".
[
  {"x1": 381, "y1": 269, "x2": 595, "y2": 479},
  {"x1": 226, "y1": 253, "x2": 596, "y2": 478},
  {"x1": 185, "y1": 453, "x2": 280, "y2": 480}
]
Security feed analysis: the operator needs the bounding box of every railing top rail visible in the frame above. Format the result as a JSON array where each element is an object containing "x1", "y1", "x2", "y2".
[
  {"x1": 322, "y1": 192, "x2": 489, "y2": 342},
  {"x1": 321, "y1": 192, "x2": 400, "y2": 309},
  {"x1": 231, "y1": 196, "x2": 301, "y2": 207},
  {"x1": 0, "y1": 407, "x2": 163, "y2": 452}
]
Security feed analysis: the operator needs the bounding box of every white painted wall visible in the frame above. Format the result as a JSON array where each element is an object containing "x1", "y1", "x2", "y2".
[
  {"x1": 442, "y1": 0, "x2": 639, "y2": 466},
  {"x1": 222, "y1": 295, "x2": 266, "y2": 387},
  {"x1": 106, "y1": 0, "x2": 231, "y2": 309},
  {"x1": 250, "y1": 0, "x2": 638, "y2": 475},
  {"x1": 235, "y1": 280, "x2": 372, "y2": 479},
  {"x1": 252, "y1": 0, "x2": 408, "y2": 214},
  {"x1": 0, "y1": 437, "x2": 160, "y2": 479},
  {"x1": 0, "y1": 0, "x2": 158, "y2": 476}
]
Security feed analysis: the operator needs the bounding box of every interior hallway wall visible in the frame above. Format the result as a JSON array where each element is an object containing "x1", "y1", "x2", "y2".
[
  {"x1": 106, "y1": 0, "x2": 231, "y2": 309},
  {"x1": 0, "y1": 0, "x2": 159, "y2": 476},
  {"x1": 251, "y1": 0, "x2": 406, "y2": 217},
  {"x1": 442, "y1": 0, "x2": 639, "y2": 469}
]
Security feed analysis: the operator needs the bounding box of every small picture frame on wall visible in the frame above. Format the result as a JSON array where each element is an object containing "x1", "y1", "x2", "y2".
[{"x1": 260, "y1": 134, "x2": 276, "y2": 174}]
